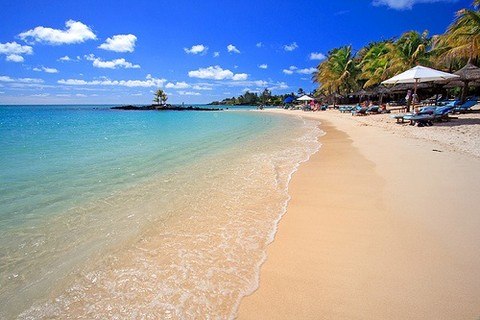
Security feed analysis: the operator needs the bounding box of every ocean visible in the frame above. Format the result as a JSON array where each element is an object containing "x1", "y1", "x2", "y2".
[{"x1": 0, "y1": 105, "x2": 321, "y2": 319}]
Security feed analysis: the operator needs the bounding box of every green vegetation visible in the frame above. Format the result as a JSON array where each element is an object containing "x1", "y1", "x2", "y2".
[
  {"x1": 314, "y1": 1, "x2": 480, "y2": 97},
  {"x1": 210, "y1": 88, "x2": 308, "y2": 106},
  {"x1": 153, "y1": 89, "x2": 168, "y2": 105}
]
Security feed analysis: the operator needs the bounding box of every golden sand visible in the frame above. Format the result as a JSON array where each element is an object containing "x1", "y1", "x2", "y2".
[{"x1": 237, "y1": 110, "x2": 480, "y2": 319}]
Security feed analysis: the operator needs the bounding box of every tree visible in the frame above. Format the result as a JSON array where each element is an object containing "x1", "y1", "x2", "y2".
[
  {"x1": 297, "y1": 88, "x2": 305, "y2": 96},
  {"x1": 437, "y1": 1, "x2": 480, "y2": 62},
  {"x1": 153, "y1": 89, "x2": 168, "y2": 105},
  {"x1": 385, "y1": 31, "x2": 432, "y2": 76},
  {"x1": 261, "y1": 88, "x2": 272, "y2": 104},
  {"x1": 358, "y1": 41, "x2": 393, "y2": 88},
  {"x1": 314, "y1": 46, "x2": 359, "y2": 96}
]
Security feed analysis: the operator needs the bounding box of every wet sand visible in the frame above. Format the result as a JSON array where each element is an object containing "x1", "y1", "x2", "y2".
[{"x1": 237, "y1": 110, "x2": 480, "y2": 319}]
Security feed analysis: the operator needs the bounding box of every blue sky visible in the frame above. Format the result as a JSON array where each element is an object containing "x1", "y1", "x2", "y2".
[{"x1": 0, "y1": 0, "x2": 471, "y2": 104}]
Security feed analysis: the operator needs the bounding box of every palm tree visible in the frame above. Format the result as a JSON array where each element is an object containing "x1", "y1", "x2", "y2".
[
  {"x1": 438, "y1": 2, "x2": 480, "y2": 62},
  {"x1": 358, "y1": 41, "x2": 394, "y2": 88},
  {"x1": 386, "y1": 31, "x2": 432, "y2": 76},
  {"x1": 314, "y1": 46, "x2": 359, "y2": 97},
  {"x1": 153, "y1": 89, "x2": 168, "y2": 106}
]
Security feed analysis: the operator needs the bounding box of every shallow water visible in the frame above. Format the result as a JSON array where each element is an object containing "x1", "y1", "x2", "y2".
[{"x1": 0, "y1": 105, "x2": 321, "y2": 319}]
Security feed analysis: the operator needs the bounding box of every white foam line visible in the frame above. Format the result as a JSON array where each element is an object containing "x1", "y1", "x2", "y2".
[{"x1": 228, "y1": 114, "x2": 325, "y2": 319}]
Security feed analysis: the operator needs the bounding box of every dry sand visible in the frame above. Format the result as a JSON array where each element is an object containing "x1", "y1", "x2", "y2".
[{"x1": 237, "y1": 109, "x2": 480, "y2": 319}]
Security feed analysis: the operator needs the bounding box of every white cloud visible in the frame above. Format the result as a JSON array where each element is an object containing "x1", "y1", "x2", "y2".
[
  {"x1": 98, "y1": 34, "x2": 137, "y2": 52},
  {"x1": 0, "y1": 42, "x2": 33, "y2": 55},
  {"x1": 56, "y1": 94, "x2": 71, "y2": 97},
  {"x1": 258, "y1": 64, "x2": 268, "y2": 69},
  {"x1": 31, "y1": 93, "x2": 50, "y2": 97},
  {"x1": 188, "y1": 65, "x2": 248, "y2": 81},
  {"x1": 75, "y1": 93, "x2": 87, "y2": 97},
  {"x1": 18, "y1": 20, "x2": 97, "y2": 45},
  {"x1": 165, "y1": 81, "x2": 190, "y2": 89},
  {"x1": 177, "y1": 91, "x2": 201, "y2": 96},
  {"x1": 296, "y1": 67, "x2": 317, "y2": 74},
  {"x1": 6, "y1": 54, "x2": 24, "y2": 62},
  {"x1": 372, "y1": 0, "x2": 453, "y2": 9},
  {"x1": 227, "y1": 44, "x2": 240, "y2": 54},
  {"x1": 256, "y1": 42, "x2": 263, "y2": 48},
  {"x1": 58, "y1": 74, "x2": 166, "y2": 88},
  {"x1": 184, "y1": 44, "x2": 208, "y2": 55},
  {"x1": 283, "y1": 42, "x2": 298, "y2": 51},
  {"x1": 0, "y1": 76, "x2": 44, "y2": 83},
  {"x1": 33, "y1": 66, "x2": 59, "y2": 73},
  {"x1": 0, "y1": 41, "x2": 33, "y2": 62},
  {"x1": 59, "y1": 55, "x2": 71, "y2": 61},
  {"x1": 192, "y1": 85, "x2": 213, "y2": 90},
  {"x1": 310, "y1": 52, "x2": 326, "y2": 60},
  {"x1": 213, "y1": 51, "x2": 220, "y2": 57},
  {"x1": 283, "y1": 65, "x2": 315, "y2": 75},
  {"x1": 232, "y1": 73, "x2": 248, "y2": 80},
  {"x1": 85, "y1": 54, "x2": 140, "y2": 69}
]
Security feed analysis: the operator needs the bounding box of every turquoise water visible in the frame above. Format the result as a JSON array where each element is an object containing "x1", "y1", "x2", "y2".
[{"x1": 0, "y1": 105, "x2": 321, "y2": 318}]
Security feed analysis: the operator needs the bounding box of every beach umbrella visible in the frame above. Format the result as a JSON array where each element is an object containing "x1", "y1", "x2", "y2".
[
  {"x1": 326, "y1": 93, "x2": 344, "y2": 108},
  {"x1": 296, "y1": 95, "x2": 315, "y2": 105},
  {"x1": 372, "y1": 85, "x2": 390, "y2": 105},
  {"x1": 452, "y1": 60, "x2": 480, "y2": 102},
  {"x1": 351, "y1": 89, "x2": 368, "y2": 103},
  {"x1": 382, "y1": 65, "x2": 459, "y2": 111},
  {"x1": 283, "y1": 96, "x2": 294, "y2": 104},
  {"x1": 296, "y1": 95, "x2": 315, "y2": 101}
]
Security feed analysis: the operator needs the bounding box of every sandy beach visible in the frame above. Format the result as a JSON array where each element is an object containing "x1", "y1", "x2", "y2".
[{"x1": 237, "y1": 109, "x2": 480, "y2": 319}]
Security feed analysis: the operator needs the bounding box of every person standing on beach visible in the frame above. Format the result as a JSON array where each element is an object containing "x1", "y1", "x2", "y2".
[{"x1": 405, "y1": 89, "x2": 412, "y2": 112}]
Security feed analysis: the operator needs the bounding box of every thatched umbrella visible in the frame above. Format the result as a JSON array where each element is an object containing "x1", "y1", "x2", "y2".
[
  {"x1": 327, "y1": 93, "x2": 344, "y2": 108},
  {"x1": 371, "y1": 85, "x2": 390, "y2": 105},
  {"x1": 452, "y1": 60, "x2": 480, "y2": 103},
  {"x1": 351, "y1": 89, "x2": 371, "y2": 103}
]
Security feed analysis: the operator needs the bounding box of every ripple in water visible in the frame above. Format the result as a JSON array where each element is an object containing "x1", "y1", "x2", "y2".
[{"x1": 2, "y1": 111, "x2": 322, "y2": 319}]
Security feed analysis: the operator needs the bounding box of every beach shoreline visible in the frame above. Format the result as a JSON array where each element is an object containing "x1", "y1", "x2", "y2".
[{"x1": 237, "y1": 109, "x2": 480, "y2": 319}]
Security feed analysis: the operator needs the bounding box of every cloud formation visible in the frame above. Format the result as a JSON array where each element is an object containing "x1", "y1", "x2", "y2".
[
  {"x1": 283, "y1": 42, "x2": 298, "y2": 51},
  {"x1": 58, "y1": 74, "x2": 166, "y2": 87},
  {"x1": 0, "y1": 75, "x2": 44, "y2": 83},
  {"x1": 283, "y1": 66, "x2": 316, "y2": 75},
  {"x1": 165, "y1": 81, "x2": 190, "y2": 89},
  {"x1": 188, "y1": 66, "x2": 247, "y2": 81},
  {"x1": 372, "y1": 0, "x2": 454, "y2": 10},
  {"x1": 184, "y1": 44, "x2": 208, "y2": 54},
  {"x1": 177, "y1": 91, "x2": 201, "y2": 96},
  {"x1": 0, "y1": 41, "x2": 33, "y2": 62},
  {"x1": 19, "y1": 20, "x2": 97, "y2": 45},
  {"x1": 227, "y1": 44, "x2": 240, "y2": 54},
  {"x1": 258, "y1": 64, "x2": 268, "y2": 69},
  {"x1": 85, "y1": 54, "x2": 140, "y2": 69},
  {"x1": 33, "y1": 66, "x2": 59, "y2": 73},
  {"x1": 309, "y1": 52, "x2": 326, "y2": 60},
  {"x1": 98, "y1": 34, "x2": 137, "y2": 52}
]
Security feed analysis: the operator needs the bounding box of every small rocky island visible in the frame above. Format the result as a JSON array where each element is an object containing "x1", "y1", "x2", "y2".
[
  {"x1": 112, "y1": 89, "x2": 223, "y2": 111},
  {"x1": 111, "y1": 105, "x2": 223, "y2": 111}
]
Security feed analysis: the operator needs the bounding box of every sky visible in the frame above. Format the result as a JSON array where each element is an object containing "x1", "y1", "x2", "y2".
[{"x1": 0, "y1": 0, "x2": 472, "y2": 105}]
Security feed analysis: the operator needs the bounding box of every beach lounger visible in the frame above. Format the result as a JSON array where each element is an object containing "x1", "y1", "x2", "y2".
[
  {"x1": 408, "y1": 105, "x2": 455, "y2": 126},
  {"x1": 339, "y1": 106, "x2": 354, "y2": 113},
  {"x1": 352, "y1": 107, "x2": 368, "y2": 116},
  {"x1": 391, "y1": 106, "x2": 435, "y2": 123},
  {"x1": 453, "y1": 100, "x2": 477, "y2": 113},
  {"x1": 366, "y1": 106, "x2": 380, "y2": 114}
]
